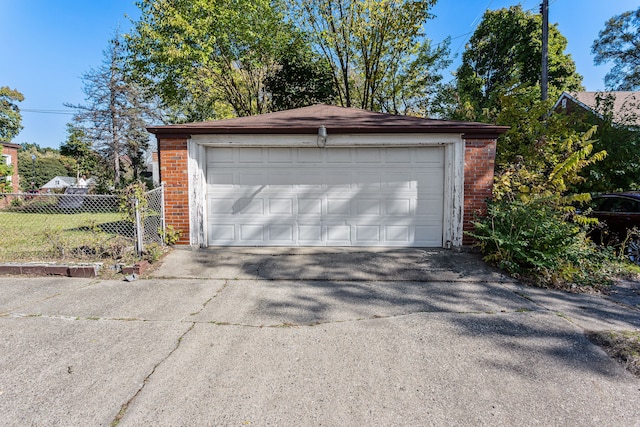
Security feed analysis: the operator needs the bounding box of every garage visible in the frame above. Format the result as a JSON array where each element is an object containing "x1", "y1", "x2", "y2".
[
  {"x1": 206, "y1": 146, "x2": 444, "y2": 246},
  {"x1": 148, "y1": 104, "x2": 508, "y2": 248}
]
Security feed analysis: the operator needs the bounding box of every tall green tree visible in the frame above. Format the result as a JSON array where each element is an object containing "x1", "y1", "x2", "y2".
[
  {"x1": 285, "y1": 0, "x2": 448, "y2": 114},
  {"x1": 456, "y1": 6, "x2": 583, "y2": 121},
  {"x1": 0, "y1": 86, "x2": 24, "y2": 141},
  {"x1": 126, "y1": 0, "x2": 302, "y2": 120},
  {"x1": 264, "y1": 43, "x2": 338, "y2": 111},
  {"x1": 68, "y1": 34, "x2": 152, "y2": 187},
  {"x1": 592, "y1": 7, "x2": 640, "y2": 90},
  {"x1": 59, "y1": 123, "x2": 101, "y2": 179}
]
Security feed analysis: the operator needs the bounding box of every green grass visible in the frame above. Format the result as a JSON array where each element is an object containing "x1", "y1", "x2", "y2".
[{"x1": 0, "y1": 211, "x2": 129, "y2": 262}]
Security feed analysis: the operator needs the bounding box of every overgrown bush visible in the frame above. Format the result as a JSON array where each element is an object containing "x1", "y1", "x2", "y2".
[
  {"x1": 469, "y1": 126, "x2": 617, "y2": 289},
  {"x1": 468, "y1": 199, "x2": 615, "y2": 288}
]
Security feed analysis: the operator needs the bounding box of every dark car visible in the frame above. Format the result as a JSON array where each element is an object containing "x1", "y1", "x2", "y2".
[{"x1": 589, "y1": 192, "x2": 640, "y2": 263}]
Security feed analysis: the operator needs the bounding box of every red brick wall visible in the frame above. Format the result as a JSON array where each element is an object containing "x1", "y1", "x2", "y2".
[
  {"x1": 158, "y1": 137, "x2": 190, "y2": 245},
  {"x1": 1, "y1": 143, "x2": 20, "y2": 193},
  {"x1": 463, "y1": 138, "x2": 497, "y2": 245}
]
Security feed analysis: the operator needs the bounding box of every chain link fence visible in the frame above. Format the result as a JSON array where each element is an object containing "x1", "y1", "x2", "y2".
[{"x1": 0, "y1": 186, "x2": 165, "y2": 263}]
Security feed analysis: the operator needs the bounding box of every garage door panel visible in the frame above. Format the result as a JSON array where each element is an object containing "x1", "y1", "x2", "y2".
[
  {"x1": 356, "y1": 199, "x2": 382, "y2": 215},
  {"x1": 238, "y1": 148, "x2": 264, "y2": 162},
  {"x1": 268, "y1": 199, "x2": 294, "y2": 215},
  {"x1": 326, "y1": 224, "x2": 351, "y2": 243},
  {"x1": 385, "y1": 225, "x2": 411, "y2": 242},
  {"x1": 298, "y1": 198, "x2": 322, "y2": 215},
  {"x1": 327, "y1": 149, "x2": 352, "y2": 163},
  {"x1": 384, "y1": 148, "x2": 412, "y2": 163},
  {"x1": 207, "y1": 146, "x2": 444, "y2": 246},
  {"x1": 269, "y1": 224, "x2": 294, "y2": 242},
  {"x1": 268, "y1": 172, "x2": 294, "y2": 187},
  {"x1": 355, "y1": 225, "x2": 381, "y2": 242},
  {"x1": 297, "y1": 149, "x2": 322, "y2": 163},
  {"x1": 298, "y1": 224, "x2": 323, "y2": 243},
  {"x1": 385, "y1": 199, "x2": 412, "y2": 216},
  {"x1": 268, "y1": 148, "x2": 293, "y2": 162},
  {"x1": 327, "y1": 199, "x2": 351, "y2": 215}
]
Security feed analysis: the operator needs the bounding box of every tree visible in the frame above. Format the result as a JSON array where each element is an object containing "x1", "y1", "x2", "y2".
[
  {"x1": 562, "y1": 92, "x2": 640, "y2": 192},
  {"x1": 126, "y1": 0, "x2": 302, "y2": 120},
  {"x1": 285, "y1": 0, "x2": 449, "y2": 114},
  {"x1": 0, "y1": 86, "x2": 24, "y2": 141},
  {"x1": 68, "y1": 34, "x2": 152, "y2": 187},
  {"x1": 264, "y1": 42, "x2": 337, "y2": 111},
  {"x1": 17, "y1": 144, "x2": 75, "y2": 190},
  {"x1": 456, "y1": 6, "x2": 583, "y2": 121},
  {"x1": 592, "y1": 7, "x2": 640, "y2": 90},
  {"x1": 59, "y1": 123, "x2": 101, "y2": 179}
]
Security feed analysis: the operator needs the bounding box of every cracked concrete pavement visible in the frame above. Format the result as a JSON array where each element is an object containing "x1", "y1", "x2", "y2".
[{"x1": 1, "y1": 248, "x2": 639, "y2": 426}]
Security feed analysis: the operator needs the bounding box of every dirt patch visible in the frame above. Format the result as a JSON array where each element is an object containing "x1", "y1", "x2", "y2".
[{"x1": 587, "y1": 331, "x2": 640, "y2": 378}]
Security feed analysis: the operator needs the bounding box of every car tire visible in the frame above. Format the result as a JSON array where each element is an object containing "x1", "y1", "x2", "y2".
[{"x1": 627, "y1": 237, "x2": 640, "y2": 265}]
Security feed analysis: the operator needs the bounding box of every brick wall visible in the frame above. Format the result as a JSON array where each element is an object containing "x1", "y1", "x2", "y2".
[
  {"x1": 1, "y1": 143, "x2": 20, "y2": 193},
  {"x1": 463, "y1": 138, "x2": 497, "y2": 245},
  {"x1": 158, "y1": 137, "x2": 190, "y2": 245}
]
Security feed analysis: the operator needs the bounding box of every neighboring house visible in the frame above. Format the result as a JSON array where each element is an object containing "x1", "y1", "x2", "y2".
[
  {"x1": 142, "y1": 151, "x2": 160, "y2": 186},
  {"x1": 554, "y1": 91, "x2": 640, "y2": 126},
  {"x1": 1, "y1": 142, "x2": 20, "y2": 193},
  {"x1": 41, "y1": 176, "x2": 95, "y2": 191},
  {"x1": 148, "y1": 104, "x2": 508, "y2": 248}
]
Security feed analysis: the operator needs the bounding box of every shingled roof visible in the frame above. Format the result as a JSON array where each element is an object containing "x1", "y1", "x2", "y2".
[
  {"x1": 147, "y1": 104, "x2": 508, "y2": 139},
  {"x1": 555, "y1": 91, "x2": 640, "y2": 126}
]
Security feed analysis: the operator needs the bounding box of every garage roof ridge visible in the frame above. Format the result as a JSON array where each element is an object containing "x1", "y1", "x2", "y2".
[{"x1": 147, "y1": 104, "x2": 508, "y2": 138}]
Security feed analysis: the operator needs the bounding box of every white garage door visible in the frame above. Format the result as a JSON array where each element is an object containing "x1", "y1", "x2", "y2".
[{"x1": 206, "y1": 146, "x2": 444, "y2": 246}]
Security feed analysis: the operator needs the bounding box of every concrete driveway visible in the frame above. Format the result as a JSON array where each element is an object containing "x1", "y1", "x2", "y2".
[{"x1": 1, "y1": 248, "x2": 639, "y2": 426}]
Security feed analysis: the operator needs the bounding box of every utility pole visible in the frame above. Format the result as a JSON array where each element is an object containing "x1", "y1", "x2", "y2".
[{"x1": 541, "y1": 0, "x2": 549, "y2": 101}]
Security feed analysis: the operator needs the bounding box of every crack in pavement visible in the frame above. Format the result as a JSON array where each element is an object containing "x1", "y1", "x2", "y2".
[
  {"x1": 110, "y1": 322, "x2": 195, "y2": 427},
  {"x1": 109, "y1": 279, "x2": 230, "y2": 426}
]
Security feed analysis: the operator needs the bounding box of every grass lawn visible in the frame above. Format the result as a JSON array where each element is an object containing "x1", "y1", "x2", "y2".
[{"x1": 0, "y1": 211, "x2": 130, "y2": 262}]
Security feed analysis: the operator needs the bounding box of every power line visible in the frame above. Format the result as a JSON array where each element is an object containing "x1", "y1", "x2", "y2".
[{"x1": 21, "y1": 109, "x2": 77, "y2": 116}]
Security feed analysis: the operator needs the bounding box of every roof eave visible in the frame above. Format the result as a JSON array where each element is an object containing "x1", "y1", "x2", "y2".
[{"x1": 148, "y1": 125, "x2": 509, "y2": 139}]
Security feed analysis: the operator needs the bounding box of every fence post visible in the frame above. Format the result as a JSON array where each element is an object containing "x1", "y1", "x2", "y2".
[
  {"x1": 134, "y1": 197, "x2": 144, "y2": 256},
  {"x1": 160, "y1": 183, "x2": 166, "y2": 246}
]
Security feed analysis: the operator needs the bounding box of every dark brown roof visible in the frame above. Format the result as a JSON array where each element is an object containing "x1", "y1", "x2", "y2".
[
  {"x1": 0, "y1": 141, "x2": 21, "y2": 150},
  {"x1": 147, "y1": 104, "x2": 508, "y2": 139}
]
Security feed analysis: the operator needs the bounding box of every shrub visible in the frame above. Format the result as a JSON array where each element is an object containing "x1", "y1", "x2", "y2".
[{"x1": 469, "y1": 199, "x2": 614, "y2": 288}]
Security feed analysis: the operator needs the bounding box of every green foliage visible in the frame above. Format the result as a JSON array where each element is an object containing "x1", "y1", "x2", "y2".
[
  {"x1": 592, "y1": 7, "x2": 640, "y2": 90},
  {"x1": 161, "y1": 224, "x2": 181, "y2": 246},
  {"x1": 285, "y1": 0, "x2": 448, "y2": 114},
  {"x1": 471, "y1": 126, "x2": 611, "y2": 288},
  {"x1": 60, "y1": 123, "x2": 101, "y2": 179},
  {"x1": 469, "y1": 199, "x2": 614, "y2": 288},
  {"x1": 127, "y1": 0, "x2": 300, "y2": 120},
  {"x1": 0, "y1": 86, "x2": 24, "y2": 141},
  {"x1": 455, "y1": 6, "x2": 582, "y2": 121},
  {"x1": 142, "y1": 242, "x2": 164, "y2": 263},
  {"x1": 118, "y1": 182, "x2": 148, "y2": 224},
  {"x1": 265, "y1": 41, "x2": 337, "y2": 111},
  {"x1": 0, "y1": 162, "x2": 11, "y2": 192},
  {"x1": 565, "y1": 92, "x2": 640, "y2": 193},
  {"x1": 17, "y1": 144, "x2": 76, "y2": 191}
]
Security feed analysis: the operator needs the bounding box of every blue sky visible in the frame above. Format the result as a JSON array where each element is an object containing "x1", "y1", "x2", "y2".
[{"x1": 1, "y1": 0, "x2": 638, "y2": 148}]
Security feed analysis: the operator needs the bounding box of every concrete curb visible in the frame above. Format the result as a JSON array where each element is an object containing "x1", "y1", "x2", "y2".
[{"x1": 0, "y1": 263, "x2": 101, "y2": 278}]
